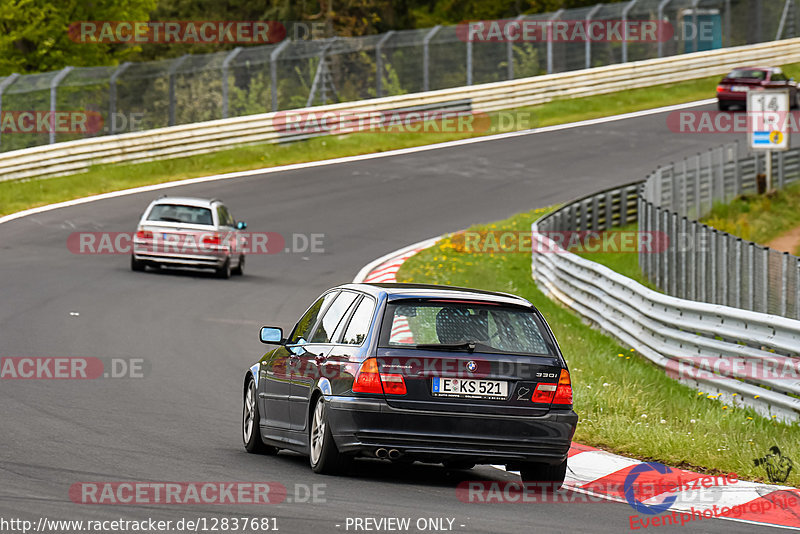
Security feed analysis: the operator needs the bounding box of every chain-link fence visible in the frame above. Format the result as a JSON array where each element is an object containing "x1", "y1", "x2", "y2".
[
  {"x1": 640, "y1": 143, "x2": 800, "y2": 319},
  {"x1": 0, "y1": 0, "x2": 796, "y2": 152}
]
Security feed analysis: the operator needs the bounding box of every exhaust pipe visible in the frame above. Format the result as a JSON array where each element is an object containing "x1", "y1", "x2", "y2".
[
  {"x1": 375, "y1": 448, "x2": 389, "y2": 459},
  {"x1": 388, "y1": 449, "x2": 401, "y2": 460}
]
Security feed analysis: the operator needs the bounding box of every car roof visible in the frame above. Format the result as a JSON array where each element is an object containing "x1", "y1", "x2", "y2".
[
  {"x1": 339, "y1": 283, "x2": 535, "y2": 308},
  {"x1": 149, "y1": 196, "x2": 221, "y2": 208}
]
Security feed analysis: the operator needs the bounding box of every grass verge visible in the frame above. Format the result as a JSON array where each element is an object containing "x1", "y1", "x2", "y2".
[
  {"x1": 11, "y1": 64, "x2": 800, "y2": 217},
  {"x1": 703, "y1": 180, "x2": 800, "y2": 255},
  {"x1": 396, "y1": 208, "x2": 799, "y2": 484}
]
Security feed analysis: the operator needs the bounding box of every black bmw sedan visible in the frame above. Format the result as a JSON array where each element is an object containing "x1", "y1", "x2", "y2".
[{"x1": 242, "y1": 283, "x2": 577, "y2": 485}]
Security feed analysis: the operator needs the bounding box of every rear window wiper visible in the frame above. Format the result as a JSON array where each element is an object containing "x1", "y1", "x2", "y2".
[
  {"x1": 413, "y1": 342, "x2": 482, "y2": 352},
  {"x1": 158, "y1": 217, "x2": 184, "y2": 223}
]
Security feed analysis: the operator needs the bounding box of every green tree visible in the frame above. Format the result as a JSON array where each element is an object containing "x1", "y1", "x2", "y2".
[{"x1": 0, "y1": 0, "x2": 157, "y2": 75}]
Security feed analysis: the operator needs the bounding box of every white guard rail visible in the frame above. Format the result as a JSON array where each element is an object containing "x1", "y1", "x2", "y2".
[
  {"x1": 4, "y1": 38, "x2": 800, "y2": 182},
  {"x1": 532, "y1": 191, "x2": 800, "y2": 422}
]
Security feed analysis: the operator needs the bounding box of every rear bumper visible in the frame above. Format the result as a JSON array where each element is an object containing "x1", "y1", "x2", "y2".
[
  {"x1": 327, "y1": 396, "x2": 577, "y2": 465},
  {"x1": 133, "y1": 243, "x2": 228, "y2": 268}
]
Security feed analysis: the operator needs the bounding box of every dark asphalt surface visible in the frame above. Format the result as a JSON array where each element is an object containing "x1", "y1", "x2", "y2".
[{"x1": 0, "y1": 104, "x2": 778, "y2": 533}]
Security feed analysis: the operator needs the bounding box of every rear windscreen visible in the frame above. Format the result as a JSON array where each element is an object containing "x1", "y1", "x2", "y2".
[
  {"x1": 379, "y1": 300, "x2": 555, "y2": 355},
  {"x1": 147, "y1": 204, "x2": 213, "y2": 225},
  {"x1": 727, "y1": 69, "x2": 766, "y2": 80}
]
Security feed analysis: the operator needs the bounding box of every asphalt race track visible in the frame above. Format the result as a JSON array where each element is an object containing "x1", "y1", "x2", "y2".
[{"x1": 0, "y1": 104, "x2": 782, "y2": 533}]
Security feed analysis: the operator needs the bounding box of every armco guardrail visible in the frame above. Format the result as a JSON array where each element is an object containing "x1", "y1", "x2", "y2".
[
  {"x1": 3, "y1": 38, "x2": 800, "y2": 182},
  {"x1": 640, "y1": 143, "x2": 800, "y2": 319},
  {"x1": 532, "y1": 183, "x2": 800, "y2": 422}
]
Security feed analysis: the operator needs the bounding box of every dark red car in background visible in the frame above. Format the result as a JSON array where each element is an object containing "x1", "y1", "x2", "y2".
[{"x1": 716, "y1": 66, "x2": 798, "y2": 111}]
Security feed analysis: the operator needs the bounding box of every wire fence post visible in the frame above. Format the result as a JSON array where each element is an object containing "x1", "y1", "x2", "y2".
[
  {"x1": 221, "y1": 48, "x2": 242, "y2": 119},
  {"x1": 167, "y1": 55, "x2": 189, "y2": 127},
  {"x1": 109, "y1": 62, "x2": 131, "y2": 135},
  {"x1": 622, "y1": 0, "x2": 639, "y2": 63},
  {"x1": 657, "y1": 0, "x2": 673, "y2": 58},
  {"x1": 375, "y1": 31, "x2": 394, "y2": 98},
  {"x1": 506, "y1": 15, "x2": 525, "y2": 80},
  {"x1": 422, "y1": 25, "x2": 442, "y2": 92},
  {"x1": 49, "y1": 66, "x2": 74, "y2": 144},
  {"x1": 0, "y1": 73, "x2": 20, "y2": 148},
  {"x1": 691, "y1": 0, "x2": 701, "y2": 53},
  {"x1": 270, "y1": 40, "x2": 290, "y2": 112},
  {"x1": 546, "y1": 9, "x2": 564, "y2": 74},
  {"x1": 585, "y1": 4, "x2": 602, "y2": 69}
]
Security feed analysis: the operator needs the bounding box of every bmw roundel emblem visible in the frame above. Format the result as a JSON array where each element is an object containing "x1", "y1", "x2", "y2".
[{"x1": 466, "y1": 360, "x2": 477, "y2": 373}]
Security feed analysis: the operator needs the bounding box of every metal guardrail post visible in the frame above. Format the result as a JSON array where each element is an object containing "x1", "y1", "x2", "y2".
[
  {"x1": 797, "y1": 259, "x2": 800, "y2": 319},
  {"x1": 690, "y1": 221, "x2": 697, "y2": 300},
  {"x1": 621, "y1": 0, "x2": 639, "y2": 63},
  {"x1": 221, "y1": 47, "x2": 242, "y2": 119},
  {"x1": 778, "y1": 150, "x2": 785, "y2": 189},
  {"x1": 0, "y1": 73, "x2": 20, "y2": 147},
  {"x1": 670, "y1": 212, "x2": 678, "y2": 296},
  {"x1": 109, "y1": 62, "x2": 131, "y2": 135},
  {"x1": 422, "y1": 25, "x2": 442, "y2": 92},
  {"x1": 50, "y1": 66, "x2": 74, "y2": 144},
  {"x1": 781, "y1": 252, "x2": 790, "y2": 317},
  {"x1": 585, "y1": 4, "x2": 603, "y2": 69},
  {"x1": 547, "y1": 10, "x2": 564, "y2": 74},
  {"x1": 657, "y1": 0, "x2": 672, "y2": 58},
  {"x1": 734, "y1": 238, "x2": 742, "y2": 308},
  {"x1": 694, "y1": 153, "x2": 701, "y2": 219},
  {"x1": 710, "y1": 230, "x2": 717, "y2": 304},
  {"x1": 679, "y1": 216, "x2": 687, "y2": 299},
  {"x1": 375, "y1": 31, "x2": 394, "y2": 98},
  {"x1": 733, "y1": 140, "x2": 740, "y2": 197},
  {"x1": 762, "y1": 247, "x2": 769, "y2": 314},
  {"x1": 167, "y1": 55, "x2": 189, "y2": 127},
  {"x1": 270, "y1": 40, "x2": 290, "y2": 112},
  {"x1": 719, "y1": 233, "x2": 728, "y2": 306},
  {"x1": 748, "y1": 243, "x2": 756, "y2": 311}
]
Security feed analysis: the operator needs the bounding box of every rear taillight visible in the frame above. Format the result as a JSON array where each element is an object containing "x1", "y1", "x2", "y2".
[
  {"x1": 552, "y1": 369, "x2": 573, "y2": 405},
  {"x1": 136, "y1": 230, "x2": 153, "y2": 239},
  {"x1": 203, "y1": 234, "x2": 222, "y2": 246},
  {"x1": 531, "y1": 383, "x2": 557, "y2": 403},
  {"x1": 352, "y1": 358, "x2": 407, "y2": 395},
  {"x1": 716, "y1": 85, "x2": 727, "y2": 92}
]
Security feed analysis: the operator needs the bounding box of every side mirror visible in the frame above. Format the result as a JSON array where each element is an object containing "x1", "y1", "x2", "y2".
[
  {"x1": 260, "y1": 326, "x2": 284, "y2": 344},
  {"x1": 237, "y1": 221, "x2": 247, "y2": 230}
]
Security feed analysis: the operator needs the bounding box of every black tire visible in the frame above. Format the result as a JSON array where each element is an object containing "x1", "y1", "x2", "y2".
[
  {"x1": 131, "y1": 255, "x2": 146, "y2": 272},
  {"x1": 232, "y1": 255, "x2": 245, "y2": 276},
  {"x1": 309, "y1": 398, "x2": 350, "y2": 474},
  {"x1": 243, "y1": 378, "x2": 277, "y2": 454},
  {"x1": 717, "y1": 101, "x2": 729, "y2": 111},
  {"x1": 216, "y1": 258, "x2": 231, "y2": 279},
  {"x1": 519, "y1": 458, "x2": 567, "y2": 490}
]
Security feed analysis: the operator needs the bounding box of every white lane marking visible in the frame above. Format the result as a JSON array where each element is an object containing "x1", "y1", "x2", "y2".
[{"x1": 1, "y1": 99, "x2": 716, "y2": 226}]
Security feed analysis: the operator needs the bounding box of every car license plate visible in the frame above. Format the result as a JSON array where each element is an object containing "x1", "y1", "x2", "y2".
[
  {"x1": 432, "y1": 377, "x2": 507, "y2": 399},
  {"x1": 730, "y1": 85, "x2": 749, "y2": 92}
]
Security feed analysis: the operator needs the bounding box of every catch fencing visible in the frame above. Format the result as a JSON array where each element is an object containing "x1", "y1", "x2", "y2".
[
  {"x1": 531, "y1": 181, "x2": 800, "y2": 421},
  {"x1": 3, "y1": 38, "x2": 800, "y2": 182},
  {"x1": 640, "y1": 143, "x2": 800, "y2": 319},
  {"x1": 0, "y1": 0, "x2": 796, "y2": 152}
]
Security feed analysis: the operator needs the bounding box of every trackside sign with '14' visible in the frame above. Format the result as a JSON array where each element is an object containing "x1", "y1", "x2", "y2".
[{"x1": 748, "y1": 90, "x2": 790, "y2": 151}]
